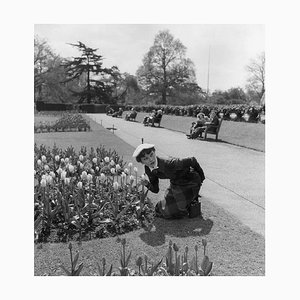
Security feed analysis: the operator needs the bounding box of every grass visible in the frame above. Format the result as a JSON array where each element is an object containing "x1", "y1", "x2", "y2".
[
  {"x1": 34, "y1": 113, "x2": 265, "y2": 276},
  {"x1": 134, "y1": 112, "x2": 265, "y2": 152}
]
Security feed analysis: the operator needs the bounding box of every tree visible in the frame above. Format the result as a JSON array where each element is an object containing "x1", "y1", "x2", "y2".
[
  {"x1": 62, "y1": 42, "x2": 119, "y2": 104},
  {"x1": 136, "y1": 30, "x2": 199, "y2": 104},
  {"x1": 246, "y1": 52, "x2": 265, "y2": 102}
]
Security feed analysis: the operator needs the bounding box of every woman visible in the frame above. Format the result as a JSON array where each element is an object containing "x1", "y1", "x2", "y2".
[
  {"x1": 187, "y1": 113, "x2": 208, "y2": 139},
  {"x1": 133, "y1": 143, "x2": 205, "y2": 219}
]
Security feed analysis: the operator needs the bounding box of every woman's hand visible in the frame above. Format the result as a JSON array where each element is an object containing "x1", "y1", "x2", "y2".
[{"x1": 140, "y1": 177, "x2": 149, "y2": 186}]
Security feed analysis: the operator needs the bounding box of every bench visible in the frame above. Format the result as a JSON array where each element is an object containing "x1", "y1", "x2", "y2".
[
  {"x1": 144, "y1": 114, "x2": 163, "y2": 127},
  {"x1": 203, "y1": 118, "x2": 223, "y2": 140},
  {"x1": 125, "y1": 111, "x2": 137, "y2": 121}
]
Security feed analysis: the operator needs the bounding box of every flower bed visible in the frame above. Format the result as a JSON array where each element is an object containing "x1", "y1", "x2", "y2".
[
  {"x1": 34, "y1": 144, "x2": 154, "y2": 243},
  {"x1": 34, "y1": 112, "x2": 91, "y2": 133}
]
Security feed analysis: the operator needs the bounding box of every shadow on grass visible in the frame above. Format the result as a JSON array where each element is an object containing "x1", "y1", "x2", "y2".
[{"x1": 139, "y1": 217, "x2": 213, "y2": 247}]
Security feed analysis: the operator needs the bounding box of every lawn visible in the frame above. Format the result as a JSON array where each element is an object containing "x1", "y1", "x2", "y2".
[
  {"x1": 34, "y1": 113, "x2": 265, "y2": 276},
  {"x1": 133, "y1": 112, "x2": 265, "y2": 152}
]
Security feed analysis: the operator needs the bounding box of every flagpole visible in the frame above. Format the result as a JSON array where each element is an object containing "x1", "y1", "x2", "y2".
[{"x1": 207, "y1": 45, "x2": 211, "y2": 99}]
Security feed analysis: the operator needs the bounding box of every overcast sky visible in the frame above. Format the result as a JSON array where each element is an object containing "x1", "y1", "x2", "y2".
[{"x1": 35, "y1": 24, "x2": 264, "y2": 91}]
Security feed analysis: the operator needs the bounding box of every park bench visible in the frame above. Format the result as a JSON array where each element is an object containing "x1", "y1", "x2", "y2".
[
  {"x1": 144, "y1": 113, "x2": 163, "y2": 127},
  {"x1": 203, "y1": 118, "x2": 223, "y2": 141},
  {"x1": 125, "y1": 111, "x2": 137, "y2": 121}
]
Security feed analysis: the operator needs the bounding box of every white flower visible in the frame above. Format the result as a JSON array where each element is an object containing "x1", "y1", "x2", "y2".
[
  {"x1": 57, "y1": 168, "x2": 62, "y2": 175},
  {"x1": 77, "y1": 181, "x2": 83, "y2": 189},
  {"x1": 100, "y1": 173, "x2": 106, "y2": 182},
  {"x1": 104, "y1": 156, "x2": 110, "y2": 163},
  {"x1": 128, "y1": 162, "x2": 133, "y2": 169},
  {"x1": 37, "y1": 159, "x2": 42, "y2": 166},
  {"x1": 65, "y1": 158, "x2": 69, "y2": 164},
  {"x1": 44, "y1": 165, "x2": 49, "y2": 171},
  {"x1": 46, "y1": 175, "x2": 53, "y2": 185},
  {"x1": 90, "y1": 168, "x2": 95, "y2": 174},
  {"x1": 124, "y1": 168, "x2": 129, "y2": 175},
  {"x1": 129, "y1": 175, "x2": 134, "y2": 183},
  {"x1": 87, "y1": 174, "x2": 93, "y2": 182},
  {"x1": 81, "y1": 171, "x2": 88, "y2": 181},
  {"x1": 34, "y1": 170, "x2": 36, "y2": 176},
  {"x1": 41, "y1": 155, "x2": 47, "y2": 163},
  {"x1": 92, "y1": 157, "x2": 97, "y2": 164},
  {"x1": 79, "y1": 155, "x2": 84, "y2": 162},
  {"x1": 60, "y1": 158, "x2": 65, "y2": 164},
  {"x1": 61, "y1": 171, "x2": 67, "y2": 180},
  {"x1": 121, "y1": 172, "x2": 126, "y2": 179},
  {"x1": 110, "y1": 160, "x2": 115, "y2": 166},
  {"x1": 116, "y1": 164, "x2": 121, "y2": 171},
  {"x1": 68, "y1": 164, "x2": 75, "y2": 173},
  {"x1": 110, "y1": 168, "x2": 116, "y2": 175},
  {"x1": 40, "y1": 178, "x2": 47, "y2": 187},
  {"x1": 141, "y1": 174, "x2": 145, "y2": 180},
  {"x1": 55, "y1": 155, "x2": 60, "y2": 162},
  {"x1": 41, "y1": 174, "x2": 46, "y2": 180},
  {"x1": 113, "y1": 181, "x2": 119, "y2": 191},
  {"x1": 77, "y1": 160, "x2": 81, "y2": 166},
  {"x1": 80, "y1": 163, "x2": 84, "y2": 169},
  {"x1": 134, "y1": 167, "x2": 138, "y2": 173},
  {"x1": 95, "y1": 166, "x2": 99, "y2": 172},
  {"x1": 64, "y1": 177, "x2": 71, "y2": 185},
  {"x1": 50, "y1": 171, "x2": 56, "y2": 178}
]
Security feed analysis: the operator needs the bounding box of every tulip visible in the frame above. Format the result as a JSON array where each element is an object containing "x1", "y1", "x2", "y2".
[
  {"x1": 110, "y1": 168, "x2": 116, "y2": 175},
  {"x1": 40, "y1": 178, "x2": 47, "y2": 187},
  {"x1": 90, "y1": 168, "x2": 95, "y2": 174},
  {"x1": 65, "y1": 158, "x2": 69, "y2": 164},
  {"x1": 104, "y1": 156, "x2": 110, "y2": 163},
  {"x1": 61, "y1": 171, "x2": 67, "y2": 180},
  {"x1": 60, "y1": 158, "x2": 65, "y2": 164},
  {"x1": 64, "y1": 177, "x2": 71, "y2": 185},
  {"x1": 128, "y1": 162, "x2": 133, "y2": 170},
  {"x1": 134, "y1": 167, "x2": 138, "y2": 173},
  {"x1": 87, "y1": 174, "x2": 93, "y2": 182},
  {"x1": 57, "y1": 168, "x2": 62, "y2": 175},
  {"x1": 100, "y1": 173, "x2": 106, "y2": 182},
  {"x1": 116, "y1": 164, "x2": 121, "y2": 171},
  {"x1": 34, "y1": 170, "x2": 36, "y2": 176},
  {"x1": 44, "y1": 165, "x2": 49, "y2": 171},
  {"x1": 77, "y1": 181, "x2": 83, "y2": 189},
  {"x1": 129, "y1": 175, "x2": 134, "y2": 183},
  {"x1": 121, "y1": 172, "x2": 126, "y2": 179},
  {"x1": 113, "y1": 181, "x2": 119, "y2": 191},
  {"x1": 110, "y1": 160, "x2": 115, "y2": 166},
  {"x1": 77, "y1": 160, "x2": 81, "y2": 166},
  {"x1": 95, "y1": 166, "x2": 99, "y2": 172},
  {"x1": 141, "y1": 174, "x2": 145, "y2": 181},
  {"x1": 37, "y1": 159, "x2": 42, "y2": 166},
  {"x1": 68, "y1": 164, "x2": 75, "y2": 173},
  {"x1": 81, "y1": 171, "x2": 88, "y2": 181},
  {"x1": 80, "y1": 163, "x2": 84, "y2": 169},
  {"x1": 79, "y1": 155, "x2": 84, "y2": 162},
  {"x1": 46, "y1": 175, "x2": 53, "y2": 185},
  {"x1": 41, "y1": 155, "x2": 46, "y2": 162},
  {"x1": 92, "y1": 157, "x2": 97, "y2": 164},
  {"x1": 124, "y1": 168, "x2": 129, "y2": 175},
  {"x1": 55, "y1": 155, "x2": 60, "y2": 162},
  {"x1": 41, "y1": 174, "x2": 46, "y2": 180},
  {"x1": 50, "y1": 171, "x2": 56, "y2": 178}
]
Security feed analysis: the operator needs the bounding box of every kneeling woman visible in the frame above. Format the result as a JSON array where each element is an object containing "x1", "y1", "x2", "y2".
[{"x1": 133, "y1": 144, "x2": 205, "y2": 219}]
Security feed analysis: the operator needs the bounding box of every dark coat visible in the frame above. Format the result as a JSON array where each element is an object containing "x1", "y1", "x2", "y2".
[{"x1": 144, "y1": 156, "x2": 205, "y2": 218}]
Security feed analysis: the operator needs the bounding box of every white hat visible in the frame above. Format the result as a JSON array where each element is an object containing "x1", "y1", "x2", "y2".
[{"x1": 132, "y1": 143, "x2": 155, "y2": 158}]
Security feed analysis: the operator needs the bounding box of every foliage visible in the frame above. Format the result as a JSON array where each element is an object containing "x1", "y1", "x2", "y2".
[
  {"x1": 34, "y1": 144, "x2": 154, "y2": 242},
  {"x1": 136, "y1": 30, "x2": 201, "y2": 104},
  {"x1": 62, "y1": 41, "x2": 120, "y2": 104},
  {"x1": 34, "y1": 112, "x2": 91, "y2": 133},
  {"x1": 245, "y1": 52, "x2": 265, "y2": 101},
  {"x1": 59, "y1": 238, "x2": 213, "y2": 276}
]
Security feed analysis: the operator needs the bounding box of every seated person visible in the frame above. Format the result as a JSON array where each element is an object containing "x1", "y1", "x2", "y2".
[
  {"x1": 149, "y1": 109, "x2": 163, "y2": 126},
  {"x1": 112, "y1": 107, "x2": 123, "y2": 117},
  {"x1": 106, "y1": 105, "x2": 114, "y2": 115},
  {"x1": 143, "y1": 109, "x2": 157, "y2": 126},
  {"x1": 125, "y1": 108, "x2": 137, "y2": 121},
  {"x1": 187, "y1": 111, "x2": 219, "y2": 139}
]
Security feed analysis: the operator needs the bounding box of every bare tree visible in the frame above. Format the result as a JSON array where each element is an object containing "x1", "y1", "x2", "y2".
[{"x1": 246, "y1": 52, "x2": 265, "y2": 100}]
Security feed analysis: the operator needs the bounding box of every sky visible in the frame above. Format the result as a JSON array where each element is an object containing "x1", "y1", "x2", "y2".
[{"x1": 35, "y1": 24, "x2": 264, "y2": 92}]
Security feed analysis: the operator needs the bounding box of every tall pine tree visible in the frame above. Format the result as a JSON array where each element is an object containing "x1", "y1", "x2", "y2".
[{"x1": 62, "y1": 41, "x2": 118, "y2": 103}]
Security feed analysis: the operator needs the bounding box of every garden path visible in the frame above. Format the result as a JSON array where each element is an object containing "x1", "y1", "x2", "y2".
[{"x1": 87, "y1": 114, "x2": 265, "y2": 237}]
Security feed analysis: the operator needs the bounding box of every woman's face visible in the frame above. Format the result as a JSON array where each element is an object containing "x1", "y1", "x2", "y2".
[{"x1": 140, "y1": 150, "x2": 157, "y2": 168}]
